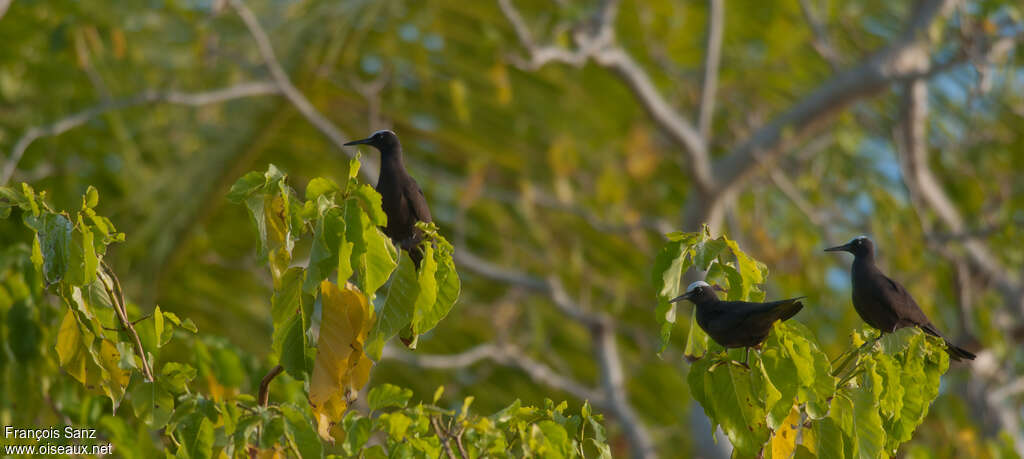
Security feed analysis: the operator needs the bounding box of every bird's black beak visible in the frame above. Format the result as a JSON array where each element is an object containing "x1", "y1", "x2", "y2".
[
  {"x1": 824, "y1": 243, "x2": 850, "y2": 253},
  {"x1": 668, "y1": 292, "x2": 692, "y2": 303},
  {"x1": 344, "y1": 137, "x2": 373, "y2": 146}
]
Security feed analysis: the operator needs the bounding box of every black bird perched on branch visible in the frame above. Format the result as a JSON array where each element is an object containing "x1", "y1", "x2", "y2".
[
  {"x1": 825, "y1": 236, "x2": 975, "y2": 361},
  {"x1": 344, "y1": 130, "x2": 432, "y2": 266},
  {"x1": 670, "y1": 281, "x2": 805, "y2": 367}
]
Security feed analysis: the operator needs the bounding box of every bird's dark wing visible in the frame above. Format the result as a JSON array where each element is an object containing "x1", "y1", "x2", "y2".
[
  {"x1": 404, "y1": 177, "x2": 432, "y2": 224},
  {"x1": 874, "y1": 273, "x2": 938, "y2": 333},
  {"x1": 708, "y1": 298, "x2": 803, "y2": 332},
  {"x1": 740, "y1": 297, "x2": 805, "y2": 329}
]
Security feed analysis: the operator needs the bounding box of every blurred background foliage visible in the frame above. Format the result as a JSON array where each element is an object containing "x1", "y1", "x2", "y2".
[{"x1": 1, "y1": 0, "x2": 1022, "y2": 457}]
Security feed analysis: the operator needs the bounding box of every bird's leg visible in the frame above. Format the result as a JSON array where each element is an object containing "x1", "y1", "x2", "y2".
[{"x1": 741, "y1": 347, "x2": 751, "y2": 369}]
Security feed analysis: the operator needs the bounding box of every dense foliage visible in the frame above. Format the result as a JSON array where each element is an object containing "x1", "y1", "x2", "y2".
[
  {"x1": 2, "y1": 0, "x2": 1022, "y2": 457},
  {"x1": 654, "y1": 227, "x2": 952, "y2": 458},
  {"x1": 0, "y1": 168, "x2": 611, "y2": 457}
]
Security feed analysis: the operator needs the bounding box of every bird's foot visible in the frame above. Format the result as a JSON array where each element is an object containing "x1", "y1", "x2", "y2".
[{"x1": 708, "y1": 357, "x2": 750, "y2": 371}]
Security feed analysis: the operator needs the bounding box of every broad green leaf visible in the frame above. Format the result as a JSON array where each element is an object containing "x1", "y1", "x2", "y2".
[
  {"x1": 177, "y1": 415, "x2": 215, "y2": 459},
  {"x1": 26, "y1": 213, "x2": 73, "y2": 284},
  {"x1": 652, "y1": 239, "x2": 690, "y2": 353},
  {"x1": 342, "y1": 413, "x2": 372, "y2": 455},
  {"x1": 408, "y1": 244, "x2": 438, "y2": 339},
  {"x1": 693, "y1": 357, "x2": 770, "y2": 457},
  {"x1": 84, "y1": 185, "x2": 99, "y2": 208},
  {"x1": 345, "y1": 200, "x2": 398, "y2": 296},
  {"x1": 364, "y1": 253, "x2": 417, "y2": 360},
  {"x1": 693, "y1": 238, "x2": 727, "y2": 271},
  {"x1": 130, "y1": 381, "x2": 174, "y2": 428},
  {"x1": 304, "y1": 206, "x2": 345, "y2": 294},
  {"x1": 161, "y1": 362, "x2": 197, "y2": 394},
  {"x1": 774, "y1": 321, "x2": 834, "y2": 419},
  {"x1": 350, "y1": 184, "x2": 387, "y2": 226},
  {"x1": 724, "y1": 238, "x2": 767, "y2": 301},
  {"x1": 282, "y1": 404, "x2": 323, "y2": 459},
  {"x1": 272, "y1": 268, "x2": 305, "y2": 339},
  {"x1": 368, "y1": 383, "x2": 414, "y2": 411},
  {"x1": 682, "y1": 307, "x2": 710, "y2": 360},
  {"x1": 305, "y1": 177, "x2": 341, "y2": 202},
  {"x1": 226, "y1": 171, "x2": 266, "y2": 203}
]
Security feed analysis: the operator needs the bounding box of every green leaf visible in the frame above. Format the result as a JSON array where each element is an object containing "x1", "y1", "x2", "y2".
[
  {"x1": 226, "y1": 171, "x2": 266, "y2": 203},
  {"x1": 9, "y1": 302, "x2": 41, "y2": 362},
  {"x1": 350, "y1": 184, "x2": 387, "y2": 226},
  {"x1": 84, "y1": 185, "x2": 99, "y2": 208},
  {"x1": 305, "y1": 177, "x2": 341, "y2": 202},
  {"x1": 177, "y1": 415, "x2": 215, "y2": 459},
  {"x1": 364, "y1": 254, "x2": 418, "y2": 361},
  {"x1": 161, "y1": 362, "x2": 197, "y2": 394},
  {"x1": 131, "y1": 381, "x2": 175, "y2": 428},
  {"x1": 342, "y1": 413, "x2": 372, "y2": 456},
  {"x1": 724, "y1": 237, "x2": 768, "y2": 301},
  {"x1": 368, "y1": 384, "x2": 414, "y2": 411},
  {"x1": 304, "y1": 206, "x2": 345, "y2": 294},
  {"x1": 408, "y1": 244, "x2": 438, "y2": 337},
  {"x1": 682, "y1": 307, "x2": 710, "y2": 360},
  {"x1": 277, "y1": 315, "x2": 310, "y2": 379},
  {"x1": 282, "y1": 404, "x2": 323, "y2": 459},
  {"x1": 26, "y1": 213, "x2": 73, "y2": 284},
  {"x1": 689, "y1": 356, "x2": 770, "y2": 457},
  {"x1": 81, "y1": 227, "x2": 97, "y2": 285},
  {"x1": 693, "y1": 238, "x2": 727, "y2": 271},
  {"x1": 345, "y1": 199, "x2": 398, "y2": 296},
  {"x1": 652, "y1": 239, "x2": 690, "y2": 353}
]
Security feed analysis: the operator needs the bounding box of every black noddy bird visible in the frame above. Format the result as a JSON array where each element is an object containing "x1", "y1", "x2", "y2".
[
  {"x1": 344, "y1": 130, "x2": 432, "y2": 266},
  {"x1": 670, "y1": 281, "x2": 805, "y2": 367},
  {"x1": 825, "y1": 236, "x2": 975, "y2": 361}
]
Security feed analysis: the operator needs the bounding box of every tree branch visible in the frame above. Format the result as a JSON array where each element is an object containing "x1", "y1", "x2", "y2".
[
  {"x1": 258, "y1": 364, "x2": 284, "y2": 407},
  {"x1": 497, "y1": 0, "x2": 714, "y2": 194},
  {"x1": 1, "y1": 82, "x2": 281, "y2": 185},
  {"x1": 228, "y1": 0, "x2": 377, "y2": 182},
  {"x1": 0, "y1": 0, "x2": 11, "y2": 22},
  {"x1": 714, "y1": 0, "x2": 959, "y2": 194},
  {"x1": 594, "y1": 320, "x2": 656, "y2": 459},
  {"x1": 698, "y1": 0, "x2": 724, "y2": 141},
  {"x1": 896, "y1": 77, "x2": 1022, "y2": 313},
  {"x1": 897, "y1": 77, "x2": 1023, "y2": 453},
  {"x1": 384, "y1": 344, "x2": 605, "y2": 403}
]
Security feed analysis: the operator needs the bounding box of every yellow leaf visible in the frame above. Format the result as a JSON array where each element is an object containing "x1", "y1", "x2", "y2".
[
  {"x1": 309, "y1": 281, "x2": 375, "y2": 442},
  {"x1": 770, "y1": 404, "x2": 800, "y2": 459},
  {"x1": 56, "y1": 309, "x2": 90, "y2": 384}
]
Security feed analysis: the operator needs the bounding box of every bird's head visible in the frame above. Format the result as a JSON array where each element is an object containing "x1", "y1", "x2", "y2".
[
  {"x1": 668, "y1": 281, "x2": 725, "y2": 305},
  {"x1": 824, "y1": 235, "x2": 874, "y2": 258},
  {"x1": 344, "y1": 130, "x2": 400, "y2": 153}
]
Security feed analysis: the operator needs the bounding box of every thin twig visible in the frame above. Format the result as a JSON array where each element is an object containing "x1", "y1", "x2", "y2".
[
  {"x1": 454, "y1": 425, "x2": 470, "y2": 459},
  {"x1": 99, "y1": 261, "x2": 155, "y2": 382},
  {"x1": 432, "y1": 416, "x2": 458, "y2": 459},
  {"x1": 227, "y1": 0, "x2": 377, "y2": 183},
  {"x1": 1, "y1": 82, "x2": 280, "y2": 185},
  {"x1": 258, "y1": 365, "x2": 284, "y2": 407}
]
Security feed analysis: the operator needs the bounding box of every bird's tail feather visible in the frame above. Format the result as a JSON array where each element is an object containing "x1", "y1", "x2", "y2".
[{"x1": 945, "y1": 341, "x2": 976, "y2": 361}]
